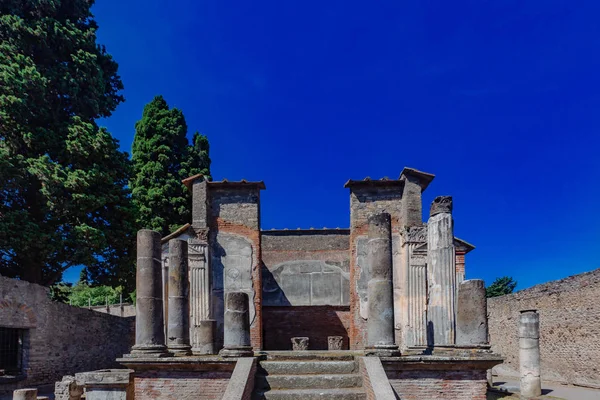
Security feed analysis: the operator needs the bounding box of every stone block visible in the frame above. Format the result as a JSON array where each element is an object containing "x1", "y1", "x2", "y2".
[
  {"x1": 328, "y1": 336, "x2": 344, "y2": 350},
  {"x1": 291, "y1": 337, "x2": 309, "y2": 350},
  {"x1": 13, "y1": 389, "x2": 36, "y2": 400},
  {"x1": 75, "y1": 369, "x2": 134, "y2": 400}
]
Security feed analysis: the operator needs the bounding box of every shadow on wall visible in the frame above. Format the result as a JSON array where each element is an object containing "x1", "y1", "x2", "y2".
[{"x1": 262, "y1": 305, "x2": 350, "y2": 350}]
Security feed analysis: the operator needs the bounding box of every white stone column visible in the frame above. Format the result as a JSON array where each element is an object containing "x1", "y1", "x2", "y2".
[
  {"x1": 520, "y1": 310, "x2": 541, "y2": 398},
  {"x1": 188, "y1": 238, "x2": 216, "y2": 354},
  {"x1": 426, "y1": 196, "x2": 456, "y2": 346}
]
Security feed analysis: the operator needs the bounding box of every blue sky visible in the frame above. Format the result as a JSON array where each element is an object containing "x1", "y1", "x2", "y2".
[{"x1": 71, "y1": 0, "x2": 600, "y2": 289}]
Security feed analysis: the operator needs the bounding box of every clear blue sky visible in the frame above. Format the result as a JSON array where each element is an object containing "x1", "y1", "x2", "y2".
[{"x1": 76, "y1": 0, "x2": 600, "y2": 290}]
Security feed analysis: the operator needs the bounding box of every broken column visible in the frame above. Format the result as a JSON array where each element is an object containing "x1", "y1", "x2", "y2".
[
  {"x1": 131, "y1": 229, "x2": 167, "y2": 356},
  {"x1": 520, "y1": 310, "x2": 541, "y2": 398},
  {"x1": 219, "y1": 291, "x2": 253, "y2": 357},
  {"x1": 167, "y1": 239, "x2": 192, "y2": 355},
  {"x1": 456, "y1": 279, "x2": 488, "y2": 346},
  {"x1": 366, "y1": 213, "x2": 400, "y2": 356},
  {"x1": 426, "y1": 196, "x2": 456, "y2": 346}
]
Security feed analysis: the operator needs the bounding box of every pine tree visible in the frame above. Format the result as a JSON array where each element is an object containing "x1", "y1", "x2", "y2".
[
  {"x1": 486, "y1": 276, "x2": 517, "y2": 298},
  {"x1": 0, "y1": 0, "x2": 135, "y2": 287},
  {"x1": 131, "y1": 96, "x2": 211, "y2": 237}
]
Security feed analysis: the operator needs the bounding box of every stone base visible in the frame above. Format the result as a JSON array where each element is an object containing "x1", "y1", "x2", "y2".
[
  {"x1": 168, "y1": 344, "x2": 192, "y2": 356},
  {"x1": 219, "y1": 346, "x2": 254, "y2": 358},
  {"x1": 128, "y1": 344, "x2": 168, "y2": 357},
  {"x1": 366, "y1": 345, "x2": 401, "y2": 357}
]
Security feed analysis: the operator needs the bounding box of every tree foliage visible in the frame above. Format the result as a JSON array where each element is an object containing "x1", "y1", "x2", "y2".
[
  {"x1": 51, "y1": 280, "x2": 135, "y2": 307},
  {"x1": 131, "y1": 96, "x2": 211, "y2": 237},
  {"x1": 486, "y1": 276, "x2": 517, "y2": 298},
  {"x1": 0, "y1": 0, "x2": 135, "y2": 288}
]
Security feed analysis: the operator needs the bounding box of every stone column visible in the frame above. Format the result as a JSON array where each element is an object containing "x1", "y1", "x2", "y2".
[
  {"x1": 13, "y1": 389, "x2": 37, "y2": 400},
  {"x1": 131, "y1": 229, "x2": 166, "y2": 355},
  {"x1": 366, "y1": 213, "x2": 400, "y2": 356},
  {"x1": 167, "y1": 239, "x2": 192, "y2": 355},
  {"x1": 426, "y1": 196, "x2": 456, "y2": 346},
  {"x1": 219, "y1": 291, "x2": 253, "y2": 357},
  {"x1": 520, "y1": 310, "x2": 541, "y2": 398},
  {"x1": 188, "y1": 238, "x2": 216, "y2": 355},
  {"x1": 162, "y1": 255, "x2": 169, "y2": 346},
  {"x1": 456, "y1": 279, "x2": 488, "y2": 346}
]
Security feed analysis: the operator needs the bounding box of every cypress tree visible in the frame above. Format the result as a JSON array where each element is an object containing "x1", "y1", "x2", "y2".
[
  {"x1": 131, "y1": 96, "x2": 211, "y2": 237},
  {"x1": 0, "y1": 0, "x2": 135, "y2": 287}
]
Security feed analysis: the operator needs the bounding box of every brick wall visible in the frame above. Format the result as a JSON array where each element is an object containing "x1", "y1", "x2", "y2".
[
  {"x1": 134, "y1": 370, "x2": 231, "y2": 400},
  {"x1": 488, "y1": 268, "x2": 600, "y2": 388},
  {"x1": 0, "y1": 275, "x2": 134, "y2": 394},
  {"x1": 262, "y1": 306, "x2": 350, "y2": 350},
  {"x1": 385, "y1": 370, "x2": 487, "y2": 400}
]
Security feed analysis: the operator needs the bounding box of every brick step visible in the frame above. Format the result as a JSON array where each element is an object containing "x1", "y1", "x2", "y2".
[
  {"x1": 260, "y1": 360, "x2": 358, "y2": 375},
  {"x1": 257, "y1": 373, "x2": 362, "y2": 390},
  {"x1": 255, "y1": 388, "x2": 367, "y2": 400}
]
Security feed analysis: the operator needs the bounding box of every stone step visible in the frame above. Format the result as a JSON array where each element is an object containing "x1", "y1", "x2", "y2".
[
  {"x1": 259, "y1": 374, "x2": 362, "y2": 390},
  {"x1": 260, "y1": 360, "x2": 358, "y2": 375},
  {"x1": 256, "y1": 388, "x2": 367, "y2": 400},
  {"x1": 259, "y1": 351, "x2": 358, "y2": 361}
]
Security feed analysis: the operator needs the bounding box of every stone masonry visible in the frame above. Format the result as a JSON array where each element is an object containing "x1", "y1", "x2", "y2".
[{"x1": 488, "y1": 267, "x2": 600, "y2": 388}]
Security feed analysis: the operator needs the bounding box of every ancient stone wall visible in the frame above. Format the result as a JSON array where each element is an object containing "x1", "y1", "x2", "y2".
[
  {"x1": 262, "y1": 305, "x2": 350, "y2": 350},
  {"x1": 0, "y1": 275, "x2": 134, "y2": 394},
  {"x1": 89, "y1": 303, "x2": 136, "y2": 317},
  {"x1": 261, "y1": 230, "x2": 350, "y2": 306},
  {"x1": 488, "y1": 268, "x2": 600, "y2": 388},
  {"x1": 134, "y1": 370, "x2": 231, "y2": 400},
  {"x1": 209, "y1": 184, "x2": 263, "y2": 350}
]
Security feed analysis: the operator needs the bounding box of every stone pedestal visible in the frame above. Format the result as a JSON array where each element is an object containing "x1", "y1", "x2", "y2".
[
  {"x1": 456, "y1": 279, "x2": 488, "y2": 346},
  {"x1": 13, "y1": 389, "x2": 37, "y2": 400},
  {"x1": 220, "y1": 292, "x2": 253, "y2": 357},
  {"x1": 75, "y1": 370, "x2": 134, "y2": 400},
  {"x1": 328, "y1": 336, "x2": 344, "y2": 350},
  {"x1": 131, "y1": 230, "x2": 167, "y2": 356},
  {"x1": 366, "y1": 213, "x2": 400, "y2": 357},
  {"x1": 519, "y1": 310, "x2": 541, "y2": 398},
  {"x1": 426, "y1": 196, "x2": 456, "y2": 347},
  {"x1": 54, "y1": 375, "x2": 84, "y2": 400},
  {"x1": 192, "y1": 319, "x2": 216, "y2": 355},
  {"x1": 167, "y1": 239, "x2": 192, "y2": 355},
  {"x1": 291, "y1": 337, "x2": 309, "y2": 350}
]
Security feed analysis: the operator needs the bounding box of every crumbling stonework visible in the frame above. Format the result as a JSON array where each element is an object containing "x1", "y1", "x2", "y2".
[
  {"x1": 488, "y1": 268, "x2": 600, "y2": 388},
  {"x1": 0, "y1": 275, "x2": 134, "y2": 395}
]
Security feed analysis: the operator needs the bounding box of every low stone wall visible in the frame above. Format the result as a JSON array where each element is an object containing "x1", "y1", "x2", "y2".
[
  {"x1": 0, "y1": 275, "x2": 134, "y2": 394},
  {"x1": 89, "y1": 303, "x2": 136, "y2": 317},
  {"x1": 488, "y1": 268, "x2": 600, "y2": 388},
  {"x1": 262, "y1": 305, "x2": 350, "y2": 350},
  {"x1": 385, "y1": 369, "x2": 487, "y2": 400}
]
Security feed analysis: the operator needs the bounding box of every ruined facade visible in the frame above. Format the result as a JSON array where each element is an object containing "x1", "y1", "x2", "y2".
[
  {"x1": 157, "y1": 168, "x2": 476, "y2": 352},
  {"x1": 111, "y1": 168, "x2": 499, "y2": 399}
]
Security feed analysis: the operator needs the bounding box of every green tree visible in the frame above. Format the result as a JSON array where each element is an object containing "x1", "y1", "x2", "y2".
[
  {"x1": 0, "y1": 0, "x2": 135, "y2": 288},
  {"x1": 131, "y1": 96, "x2": 211, "y2": 237},
  {"x1": 486, "y1": 276, "x2": 517, "y2": 298}
]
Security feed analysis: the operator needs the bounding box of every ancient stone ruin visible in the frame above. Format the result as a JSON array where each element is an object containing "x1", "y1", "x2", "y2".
[{"x1": 50, "y1": 167, "x2": 503, "y2": 399}]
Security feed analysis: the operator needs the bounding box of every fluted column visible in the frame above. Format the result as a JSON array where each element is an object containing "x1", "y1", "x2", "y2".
[
  {"x1": 426, "y1": 196, "x2": 456, "y2": 346},
  {"x1": 366, "y1": 213, "x2": 400, "y2": 356},
  {"x1": 188, "y1": 238, "x2": 216, "y2": 354},
  {"x1": 167, "y1": 239, "x2": 192, "y2": 355},
  {"x1": 520, "y1": 310, "x2": 541, "y2": 398},
  {"x1": 456, "y1": 279, "x2": 488, "y2": 346},
  {"x1": 131, "y1": 230, "x2": 166, "y2": 355},
  {"x1": 409, "y1": 257, "x2": 428, "y2": 346}
]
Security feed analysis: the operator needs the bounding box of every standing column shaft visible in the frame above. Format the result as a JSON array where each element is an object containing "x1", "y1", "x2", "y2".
[
  {"x1": 219, "y1": 291, "x2": 253, "y2": 357},
  {"x1": 456, "y1": 279, "x2": 488, "y2": 346},
  {"x1": 162, "y1": 256, "x2": 169, "y2": 347},
  {"x1": 167, "y1": 239, "x2": 192, "y2": 355},
  {"x1": 520, "y1": 310, "x2": 541, "y2": 398},
  {"x1": 366, "y1": 213, "x2": 399, "y2": 356},
  {"x1": 426, "y1": 196, "x2": 456, "y2": 346},
  {"x1": 132, "y1": 230, "x2": 166, "y2": 355}
]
